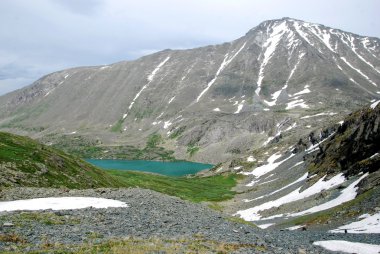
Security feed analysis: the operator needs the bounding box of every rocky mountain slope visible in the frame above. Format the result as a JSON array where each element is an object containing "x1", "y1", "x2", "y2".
[
  {"x1": 0, "y1": 104, "x2": 379, "y2": 252},
  {"x1": 0, "y1": 17, "x2": 379, "y2": 163},
  {"x1": 0, "y1": 132, "x2": 122, "y2": 188},
  {"x1": 223, "y1": 101, "x2": 380, "y2": 231}
]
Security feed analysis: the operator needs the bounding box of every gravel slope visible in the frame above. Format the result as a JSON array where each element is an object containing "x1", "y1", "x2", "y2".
[{"x1": 1, "y1": 188, "x2": 379, "y2": 253}]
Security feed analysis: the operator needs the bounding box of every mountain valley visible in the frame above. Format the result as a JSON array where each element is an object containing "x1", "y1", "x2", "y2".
[{"x1": 1, "y1": 17, "x2": 380, "y2": 253}]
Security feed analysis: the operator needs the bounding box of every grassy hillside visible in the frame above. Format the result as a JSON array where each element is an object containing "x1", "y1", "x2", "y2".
[
  {"x1": 108, "y1": 170, "x2": 238, "y2": 202},
  {"x1": 0, "y1": 131, "x2": 240, "y2": 204},
  {"x1": 0, "y1": 132, "x2": 123, "y2": 189}
]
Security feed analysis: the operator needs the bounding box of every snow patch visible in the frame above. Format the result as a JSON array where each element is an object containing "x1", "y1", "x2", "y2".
[
  {"x1": 307, "y1": 25, "x2": 336, "y2": 53},
  {"x1": 292, "y1": 85, "x2": 311, "y2": 96},
  {"x1": 313, "y1": 240, "x2": 380, "y2": 254},
  {"x1": 370, "y1": 100, "x2": 380, "y2": 109},
  {"x1": 45, "y1": 80, "x2": 65, "y2": 97},
  {"x1": 163, "y1": 121, "x2": 172, "y2": 129},
  {"x1": 257, "y1": 223, "x2": 274, "y2": 229},
  {"x1": 234, "y1": 100, "x2": 245, "y2": 114},
  {"x1": 213, "y1": 108, "x2": 221, "y2": 112},
  {"x1": 286, "y1": 52, "x2": 305, "y2": 86},
  {"x1": 284, "y1": 122, "x2": 297, "y2": 132},
  {"x1": 244, "y1": 153, "x2": 294, "y2": 181},
  {"x1": 330, "y1": 211, "x2": 380, "y2": 234},
  {"x1": 181, "y1": 65, "x2": 194, "y2": 81},
  {"x1": 294, "y1": 22, "x2": 312, "y2": 45},
  {"x1": 168, "y1": 96, "x2": 175, "y2": 104},
  {"x1": 259, "y1": 178, "x2": 278, "y2": 185},
  {"x1": 306, "y1": 132, "x2": 335, "y2": 153},
  {"x1": 247, "y1": 156, "x2": 256, "y2": 162},
  {"x1": 300, "y1": 112, "x2": 337, "y2": 119},
  {"x1": 286, "y1": 225, "x2": 305, "y2": 231},
  {"x1": 148, "y1": 57, "x2": 171, "y2": 82},
  {"x1": 286, "y1": 99, "x2": 309, "y2": 110},
  {"x1": 362, "y1": 37, "x2": 379, "y2": 59},
  {"x1": 156, "y1": 112, "x2": 164, "y2": 119},
  {"x1": 99, "y1": 66, "x2": 111, "y2": 70},
  {"x1": 0, "y1": 197, "x2": 128, "y2": 212}
]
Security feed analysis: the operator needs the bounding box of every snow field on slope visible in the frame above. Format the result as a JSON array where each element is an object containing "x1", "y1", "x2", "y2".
[
  {"x1": 289, "y1": 173, "x2": 368, "y2": 217},
  {"x1": 256, "y1": 21, "x2": 288, "y2": 96},
  {"x1": 243, "y1": 153, "x2": 295, "y2": 184},
  {"x1": 243, "y1": 171, "x2": 307, "y2": 203},
  {"x1": 236, "y1": 173, "x2": 346, "y2": 221}
]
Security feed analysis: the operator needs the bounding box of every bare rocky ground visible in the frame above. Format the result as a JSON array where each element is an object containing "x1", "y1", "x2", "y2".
[{"x1": 0, "y1": 187, "x2": 379, "y2": 253}]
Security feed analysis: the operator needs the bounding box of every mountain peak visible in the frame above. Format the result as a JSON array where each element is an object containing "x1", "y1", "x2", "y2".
[{"x1": 0, "y1": 18, "x2": 379, "y2": 163}]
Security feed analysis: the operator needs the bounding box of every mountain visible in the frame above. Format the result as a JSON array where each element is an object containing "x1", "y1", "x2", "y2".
[
  {"x1": 0, "y1": 132, "x2": 122, "y2": 188},
  {"x1": 0, "y1": 18, "x2": 380, "y2": 163},
  {"x1": 222, "y1": 101, "x2": 380, "y2": 230}
]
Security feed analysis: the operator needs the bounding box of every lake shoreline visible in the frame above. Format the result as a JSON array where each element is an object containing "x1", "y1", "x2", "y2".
[{"x1": 86, "y1": 159, "x2": 213, "y2": 177}]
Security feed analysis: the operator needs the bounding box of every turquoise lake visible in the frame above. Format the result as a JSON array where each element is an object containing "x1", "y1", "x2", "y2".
[{"x1": 86, "y1": 159, "x2": 213, "y2": 177}]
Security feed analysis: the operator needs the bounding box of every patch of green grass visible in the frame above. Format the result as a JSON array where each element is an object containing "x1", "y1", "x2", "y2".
[
  {"x1": 207, "y1": 202, "x2": 224, "y2": 211},
  {"x1": 110, "y1": 118, "x2": 124, "y2": 132},
  {"x1": 226, "y1": 216, "x2": 258, "y2": 228},
  {"x1": 0, "y1": 233, "x2": 26, "y2": 244},
  {"x1": 146, "y1": 133, "x2": 162, "y2": 148},
  {"x1": 8, "y1": 212, "x2": 80, "y2": 226},
  {"x1": 169, "y1": 126, "x2": 186, "y2": 139},
  {"x1": 187, "y1": 145, "x2": 200, "y2": 157},
  {"x1": 133, "y1": 108, "x2": 154, "y2": 119},
  {"x1": 0, "y1": 237, "x2": 266, "y2": 254},
  {"x1": 108, "y1": 170, "x2": 237, "y2": 202},
  {"x1": 0, "y1": 131, "x2": 124, "y2": 189}
]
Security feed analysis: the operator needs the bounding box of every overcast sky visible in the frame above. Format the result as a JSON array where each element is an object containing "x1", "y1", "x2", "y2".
[{"x1": 0, "y1": 0, "x2": 379, "y2": 95}]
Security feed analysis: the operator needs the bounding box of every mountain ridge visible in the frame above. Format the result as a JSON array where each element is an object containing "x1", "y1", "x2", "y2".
[{"x1": 0, "y1": 17, "x2": 379, "y2": 163}]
